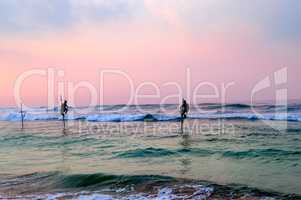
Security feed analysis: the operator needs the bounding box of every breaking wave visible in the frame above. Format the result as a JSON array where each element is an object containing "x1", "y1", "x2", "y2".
[
  {"x1": 1, "y1": 112, "x2": 301, "y2": 122},
  {"x1": 0, "y1": 171, "x2": 298, "y2": 200},
  {"x1": 1, "y1": 103, "x2": 301, "y2": 122}
]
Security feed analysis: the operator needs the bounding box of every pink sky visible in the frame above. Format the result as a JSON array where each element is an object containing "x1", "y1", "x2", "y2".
[{"x1": 0, "y1": 0, "x2": 300, "y2": 107}]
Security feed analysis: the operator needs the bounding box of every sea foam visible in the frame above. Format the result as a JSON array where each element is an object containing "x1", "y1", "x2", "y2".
[{"x1": 1, "y1": 103, "x2": 301, "y2": 122}]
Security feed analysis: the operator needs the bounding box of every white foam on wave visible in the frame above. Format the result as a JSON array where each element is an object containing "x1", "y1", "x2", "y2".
[
  {"x1": 0, "y1": 112, "x2": 59, "y2": 121},
  {"x1": 190, "y1": 113, "x2": 301, "y2": 122},
  {"x1": 86, "y1": 114, "x2": 146, "y2": 122},
  {"x1": 0, "y1": 109, "x2": 301, "y2": 122},
  {"x1": 61, "y1": 185, "x2": 213, "y2": 200},
  {"x1": 152, "y1": 114, "x2": 179, "y2": 121},
  {"x1": 0, "y1": 184, "x2": 214, "y2": 200},
  {"x1": 74, "y1": 194, "x2": 115, "y2": 200}
]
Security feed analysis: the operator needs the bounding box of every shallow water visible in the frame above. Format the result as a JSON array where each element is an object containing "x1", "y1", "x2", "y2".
[
  {"x1": 0, "y1": 119, "x2": 301, "y2": 199},
  {"x1": 0, "y1": 104, "x2": 301, "y2": 199}
]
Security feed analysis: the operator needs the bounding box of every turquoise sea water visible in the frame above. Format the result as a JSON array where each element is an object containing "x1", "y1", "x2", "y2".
[{"x1": 0, "y1": 104, "x2": 300, "y2": 199}]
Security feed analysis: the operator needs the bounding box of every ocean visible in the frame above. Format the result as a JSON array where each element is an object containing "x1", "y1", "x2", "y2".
[{"x1": 0, "y1": 103, "x2": 300, "y2": 199}]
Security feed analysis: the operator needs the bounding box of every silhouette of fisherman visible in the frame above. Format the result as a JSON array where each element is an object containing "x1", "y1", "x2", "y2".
[
  {"x1": 180, "y1": 98, "x2": 189, "y2": 133},
  {"x1": 61, "y1": 100, "x2": 68, "y2": 127}
]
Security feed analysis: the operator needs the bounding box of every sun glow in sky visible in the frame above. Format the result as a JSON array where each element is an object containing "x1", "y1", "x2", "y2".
[{"x1": 0, "y1": 0, "x2": 300, "y2": 106}]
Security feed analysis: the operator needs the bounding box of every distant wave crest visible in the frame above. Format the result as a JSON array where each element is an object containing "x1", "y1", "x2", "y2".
[
  {"x1": 1, "y1": 103, "x2": 301, "y2": 122},
  {"x1": 1, "y1": 112, "x2": 301, "y2": 122}
]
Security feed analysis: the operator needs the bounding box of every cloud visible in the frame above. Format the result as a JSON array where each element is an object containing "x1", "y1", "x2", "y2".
[
  {"x1": 0, "y1": 0, "x2": 300, "y2": 42},
  {"x1": 69, "y1": 0, "x2": 135, "y2": 23},
  {"x1": 259, "y1": 0, "x2": 301, "y2": 41},
  {"x1": 228, "y1": 0, "x2": 301, "y2": 41},
  {"x1": 143, "y1": 0, "x2": 301, "y2": 42},
  {"x1": 0, "y1": 0, "x2": 73, "y2": 33},
  {"x1": 0, "y1": 0, "x2": 135, "y2": 35}
]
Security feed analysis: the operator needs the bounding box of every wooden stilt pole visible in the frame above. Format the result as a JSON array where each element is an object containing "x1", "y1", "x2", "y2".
[
  {"x1": 20, "y1": 103, "x2": 25, "y2": 129},
  {"x1": 180, "y1": 118, "x2": 184, "y2": 133},
  {"x1": 60, "y1": 96, "x2": 65, "y2": 129}
]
